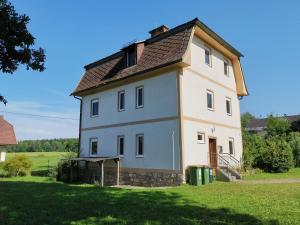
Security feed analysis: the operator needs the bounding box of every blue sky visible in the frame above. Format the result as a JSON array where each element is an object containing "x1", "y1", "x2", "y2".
[{"x1": 1, "y1": 0, "x2": 300, "y2": 140}]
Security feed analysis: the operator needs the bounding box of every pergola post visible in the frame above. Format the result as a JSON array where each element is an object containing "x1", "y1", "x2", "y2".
[{"x1": 101, "y1": 161, "x2": 104, "y2": 187}]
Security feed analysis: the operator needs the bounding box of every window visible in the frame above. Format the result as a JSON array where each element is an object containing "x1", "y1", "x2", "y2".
[
  {"x1": 91, "y1": 99, "x2": 99, "y2": 117},
  {"x1": 136, "y1": 134, "x2": 144, "y2": 157},
  {"x1": 117, "y1": 135, "x2": 125, "y2": 156},
  {"x1": 197, "y1": 132, "x2": 205, "y2": 144},
  {"x1": 118, "y1": 91, "x2": 125, "y2": 111},
  {"x1": 90, "y1": 138, "x2": 98, "y2": 156},
  {"x1": 229, "y1": 138, "x2": 235, "y2": 155},
  {"x1": 136, "y1": 86, "x2": 144, "y2": 108},
  {"x1": 218, "y1": 146, "x2": 223, "y2": 154},
  {"x1": 126, "y1": 47, "x2": 136, "y2": 67},
  {"x1": 204, "y1": 47, "x2": 212, "y2": 66},
  {"x1": 207, "y1": 90, "x2": 214, "y2": 111},
  {"x1": 226, "y1": 97, "x2": 232, "y2": 116},
  {"x1": 224, "y1": 59, "x2": 229, "y2": 76}
]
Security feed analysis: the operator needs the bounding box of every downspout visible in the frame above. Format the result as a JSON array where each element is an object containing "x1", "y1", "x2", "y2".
[{"x1": 74, "y1": 96, "x2": 82, "y2": 158}]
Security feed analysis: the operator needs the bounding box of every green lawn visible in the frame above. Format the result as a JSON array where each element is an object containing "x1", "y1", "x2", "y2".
[
  {"x1": 0, "y1": 152, "x2": 300, "y2": 225},
  {"x1": 0, "y1": 152, "x2": 67, "y2": 175},
  {"x1": 243, "y1": 168, "x2": 300, "y2": 180}
]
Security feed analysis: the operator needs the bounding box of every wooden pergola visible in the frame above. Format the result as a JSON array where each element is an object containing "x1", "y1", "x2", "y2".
[{"x1": 69, "y1": 156, "x2": 120, "y2": 186}]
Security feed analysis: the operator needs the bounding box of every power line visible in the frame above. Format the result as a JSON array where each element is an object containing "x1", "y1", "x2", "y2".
[{"x1": 0, "y1": 110, "x2": 79, "y2": 121}]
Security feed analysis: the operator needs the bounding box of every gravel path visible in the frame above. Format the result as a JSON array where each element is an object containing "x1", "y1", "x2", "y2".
[{"x1": 237, "y1": 178, "x2": 300, "y2": 184}]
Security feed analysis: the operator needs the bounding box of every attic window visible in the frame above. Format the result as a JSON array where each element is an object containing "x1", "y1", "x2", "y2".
[{"x1": 126, "y1": 46, "x2": 136, "y2": 67}]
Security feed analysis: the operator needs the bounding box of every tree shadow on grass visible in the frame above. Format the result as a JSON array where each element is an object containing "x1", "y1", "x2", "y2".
[{"x1": 0, "y1": 181, "x2": 279, "y2": 225}]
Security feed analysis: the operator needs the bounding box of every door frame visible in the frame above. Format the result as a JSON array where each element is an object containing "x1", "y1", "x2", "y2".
[{"x1": 208, "y1": 137, "x2": 217, "y2": 168}]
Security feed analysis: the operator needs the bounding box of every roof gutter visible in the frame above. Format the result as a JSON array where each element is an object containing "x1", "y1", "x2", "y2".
[{"x1": 73, "y1": 96, "x2": 82, "y2": 157}]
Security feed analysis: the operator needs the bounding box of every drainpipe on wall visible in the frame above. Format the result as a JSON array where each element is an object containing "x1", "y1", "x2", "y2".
[
  {"x1": 172, "y1": 130, "x2": 175, "y2": 170},
  {"x1": 74, "y1": 96, "x2": 82, "y2": 158}
]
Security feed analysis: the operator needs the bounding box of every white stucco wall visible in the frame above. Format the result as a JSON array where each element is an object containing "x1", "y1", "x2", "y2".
[
  {"x1": 81, "y1": 119, "x2": 180, "y2": 170},
  {"x1": 80, "y1": 70, "x2": 181, "y2": 170},
  {"x1": 81, "y1": 71, "x2": 179, "y2": 129},
  {"x1": 181, "y1": 35, "x2": 243, "y2": 168}
]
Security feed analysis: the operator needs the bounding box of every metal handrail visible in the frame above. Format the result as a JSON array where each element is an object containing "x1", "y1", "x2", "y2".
[
  {"x1": 219, "y1": 153, "x2": 240, "y2": 164},
  {"x1": 211, "y1": 153, "x2": 241, "y2": 179}
]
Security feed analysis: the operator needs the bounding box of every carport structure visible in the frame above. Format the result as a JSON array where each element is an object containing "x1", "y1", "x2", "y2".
[{"x1": 69, "y1": 156, "x2": 120, "y2": 186}]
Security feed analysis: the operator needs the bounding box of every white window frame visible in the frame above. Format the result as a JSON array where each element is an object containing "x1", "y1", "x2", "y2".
[
  {"x1": 224, "y1": 58, "x2": 229, "y2": 76},
  {"x1": 226, "y1": 97, "x2": 232, "y2": 116},
  {"x1": 229, "y1": 137, "x2": 235, "y2": 155},
  {"x1": 136, "y1": 134, "x2": 144, "y2": 157},
  {"x1": 90, "y1": 98, "x2": 99, "y2": 117},
  {"x1": 204, "y1": 46, "x2": 212, "y2": 66},
  {"x1": 117, "y1": 135, "x2": 125, "y2": 157},
  {"x1": 197, "y1": 132, "x2": 205, "y2": 144},
  {"x1": 118, "y1": 91, "x2": 125, "y2": 112},
  {"x1": 89, "y1": 138, "x2": 98, "y2": 156},
  {"x1": 207, "y1": 90, "x2": 214, "y2": 111},
  {"x1": 136, "y1": 86, "x2": 144, "y2": 109}
]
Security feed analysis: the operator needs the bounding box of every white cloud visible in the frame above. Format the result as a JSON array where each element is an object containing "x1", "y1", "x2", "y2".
[{"x1": 0, "y1": 100, "x2": 79, "y2": 140}]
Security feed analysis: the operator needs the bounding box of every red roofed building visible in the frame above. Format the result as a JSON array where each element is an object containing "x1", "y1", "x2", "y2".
[{"x1": 0, "y1": 115, "x2": 17, "y2": 146}]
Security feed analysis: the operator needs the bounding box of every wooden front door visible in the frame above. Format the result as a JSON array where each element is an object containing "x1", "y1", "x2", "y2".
[{"x1": 209, "y1": 138, "x2": 217, "y2": 168}]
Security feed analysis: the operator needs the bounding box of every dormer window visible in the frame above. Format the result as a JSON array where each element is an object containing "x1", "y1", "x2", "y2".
[{"x1": 126, "y1": 46, "x2": 136, "y2": 67}]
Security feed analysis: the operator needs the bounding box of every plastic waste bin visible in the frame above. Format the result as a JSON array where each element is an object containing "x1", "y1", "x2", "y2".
[
  {"x1": 209, "y1": 168, "x2": 216, "y2": 183},
  {"x1": 201, "y1": 167, "x2": 210, "y2": 185},
  {"x1": 189, "y1": 166, "x2": 202, "y2": 186}
]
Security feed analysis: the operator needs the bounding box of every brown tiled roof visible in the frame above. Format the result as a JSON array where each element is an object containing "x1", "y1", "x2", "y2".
[
  {"x1": 72, "y1": 18, "x2": 243, "y2": 96},
  {"x1": 247, "y1": 115, "x2": 300, "y2": 130},
  {"x1": 72, "y1": 20, "x2": 195, "y2": 95},
  {"x1": 0, "y1": 117, "x2": 17, "y2": 145}
]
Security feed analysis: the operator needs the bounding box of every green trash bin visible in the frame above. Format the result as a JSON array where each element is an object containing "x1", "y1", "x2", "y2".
[
  {"x1": 189, "y1": 166, "x2": 202, "y2": 186},
  {"x1": 201, "y1": 167, "x2": 210, "y2": 185},
  {"x1": 209, "y1": 168, "x2": 215, "y2": 183}
]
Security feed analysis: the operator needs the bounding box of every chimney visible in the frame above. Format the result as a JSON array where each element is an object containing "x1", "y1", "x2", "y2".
[{"x1": 149, "y1": 25, "x2": 169, "y2": 38}]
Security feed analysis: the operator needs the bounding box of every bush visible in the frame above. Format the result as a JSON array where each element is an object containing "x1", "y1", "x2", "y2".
[
  {"x1": 242, "y1": 133, "x2": 266, "y2": 170},
  {"x1": 259, "y1": 137, "x2": 293, "y2": 172},
  {"x1": 3, "y1": 155, "x2": 32, "y2": 177},
  {"x1": 288, "y1": 132, "x2": 300, "y2": 167}
]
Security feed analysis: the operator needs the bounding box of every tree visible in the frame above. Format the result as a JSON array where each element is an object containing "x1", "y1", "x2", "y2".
[
  {"x1": 259, "y1": 136, "x2": 293, "y2": 172},
  {"x1": 291, "y1": 119, "x2": 300, "y2": 132},
  {"x1": 0, "y1": 0, "x2": 46, "y2": 104},
  {"x1": 241, "y1": 112, "x2": 254, "y2": 130},
  {"x1": 266, "y1": 115, "x2": 290, "y2": 137},
  {"x1": 0, "y1": 0, "x2": 45, "y2": 73}
]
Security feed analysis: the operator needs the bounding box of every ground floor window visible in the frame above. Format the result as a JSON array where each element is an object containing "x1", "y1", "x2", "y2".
[
  {"x1": 136, "y1": 134, "x2": 144, "y2": 157},
  {"x1": 90, "y1": 138, "x2": 98, "y2": 156},
  {"x1": 117, "y1": 135, "x2": 125, "y2": 156},
  {"x1": 197, "y1": 132, "x2": 205, "y2": 144},
  {"x1": 229, "y1": 138, "x2": 235, "y2": 155}
]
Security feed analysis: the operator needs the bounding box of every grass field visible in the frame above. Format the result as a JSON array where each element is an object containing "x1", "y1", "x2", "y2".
[
  {"x1": 0, "y1": 152, "x2": 300, "y2": 225},
  {"x1": 243, "y1": 168, "x2": 300, "y2": 180},
  {"x1": 0, "y1": 152, "x2": 68, "y2": 176}
]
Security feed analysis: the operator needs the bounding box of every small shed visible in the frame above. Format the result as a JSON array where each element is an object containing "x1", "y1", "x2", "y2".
[
  {"x1": 0, "y1": 115, "x2": 17, "y2": 161},
  {"x1": 68, "y1": 156, "x2": 121, "y2": 186}
]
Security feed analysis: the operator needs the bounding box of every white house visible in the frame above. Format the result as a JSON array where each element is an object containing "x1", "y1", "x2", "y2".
[{"x1": 72, "y1": 18, "x2": 248, "y2": 186}]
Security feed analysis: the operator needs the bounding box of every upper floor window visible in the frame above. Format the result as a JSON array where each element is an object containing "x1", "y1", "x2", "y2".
[
  {"x1": 224, "y1": 59, "x2": 229, "y2": 76},
  {"x1": 91, "y1": 98, "x2": 99, "y2": 117},
  {"x1": 126, "y1": 47, "x2": 136, "y2": 67},
  {"x1": 229, "y1": 138, "x2": 235, "y2": 155},
  {"x1": 136, "y1": 86, "x2": 144, "y2": 108},
  {"x1": 90, "y1": 138, "x2": 98, "y2": 156},
  {"x1": 136, "y1": 134, "x2": 144, "y2": 157},
  {"x1": 207, "y1": 90, "x2": 214, "y2": 111},
  {"x1": 117, "y1": 135, "x2": 125, "y2": 157},
  {"x1": 197, "y1": 132, "x2": 205, "y2": 144},
  {"x1": 118, "y1": 91, "x2": 125, "y2": 111},
  {"x1": 226, "y1": 97, "x2": 232, "y2": 116},
  {"x1": 204, "y1": 47, "x2": 212, "y2": 66}
]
